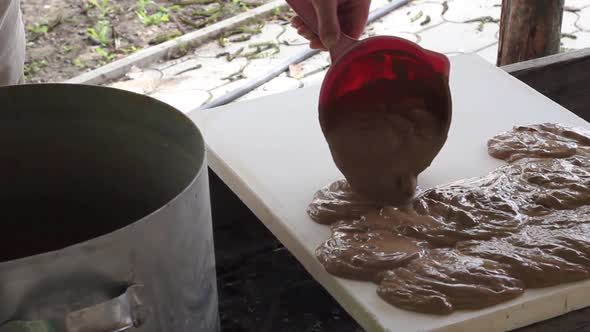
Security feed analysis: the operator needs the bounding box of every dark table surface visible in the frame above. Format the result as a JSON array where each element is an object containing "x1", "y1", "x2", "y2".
[{"x1": 209, "y1": 170, "x2": 590, "y2": 332}]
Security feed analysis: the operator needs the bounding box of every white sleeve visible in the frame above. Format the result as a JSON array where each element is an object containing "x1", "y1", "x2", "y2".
[{"x1": 0, "y1": 0, "x2": 25, "y2": 86}]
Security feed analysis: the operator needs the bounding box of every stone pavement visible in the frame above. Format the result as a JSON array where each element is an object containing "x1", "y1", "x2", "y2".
[{"x1": 106, "y1": 0, "x2": 590, "y2": 113}]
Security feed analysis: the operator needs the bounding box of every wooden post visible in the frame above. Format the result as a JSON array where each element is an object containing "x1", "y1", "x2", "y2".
[{"x1": 497, "y1": 0, "x2": 565, "y2": 66}]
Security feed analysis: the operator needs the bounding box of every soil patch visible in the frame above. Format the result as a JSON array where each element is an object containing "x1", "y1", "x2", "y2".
[{"x1": 20, "y1": 0, "x2": 272, "y2": 83}]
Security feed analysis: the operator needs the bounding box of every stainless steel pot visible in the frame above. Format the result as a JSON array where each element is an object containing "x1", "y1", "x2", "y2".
[{"x1": 0, "y1": 84, "x2": 219, "y2": 331}]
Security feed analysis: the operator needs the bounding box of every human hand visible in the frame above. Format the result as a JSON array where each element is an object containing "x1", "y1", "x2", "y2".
[{"x1": 290, "y1": 0, "x2": 371, "y2": 50}]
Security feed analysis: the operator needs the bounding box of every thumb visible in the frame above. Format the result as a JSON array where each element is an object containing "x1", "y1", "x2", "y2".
[{"x1": 311, "y1": 0, "x2": 340, "y2": 48}]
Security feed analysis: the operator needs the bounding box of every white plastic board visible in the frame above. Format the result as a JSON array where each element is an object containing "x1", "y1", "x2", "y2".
[{"x1": 188, "y1": 54, "x2": 590, "y2": 332}]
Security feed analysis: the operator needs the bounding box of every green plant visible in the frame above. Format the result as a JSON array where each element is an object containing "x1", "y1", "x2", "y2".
[
  {"x1": 87, "y1": 0, "x2": 112, "y2": 17},
  {"x1": 26, "y1": 16, "x2": 62, "y2": 37},
  {"x1": 216, "y1": 47, "x2": 244, "y2": 61},
  {"x1": 410, "y1": 10, "x2": 423, "y2": 23},
  {"x1": 119, "y1": 45, "x2": 139, "y2": 54},
  {"x1": 27, "y1": 23, "x2": 49, "y2": 34},
  {"x1": 149, "y1": 29, "x2": 182, "y2": 45},
  {"x1": 192, "y1": 3, "x2": 223, "y2": 17},
  {"x1": 64, "y1": 17, "x2": 79, "y2": 23},
  {"x1": 167, "y1": 40, "x2": 196, "y2": 59},
  {"x1": 562, "y1": 33, "x2": 577, "y2": 40},
  {"x1": 463, "y1": 16, "x2": 500, "y2": 32},
  {"x1": 136, "y1": 0, "x2": 170, "y2": 25},
  {"x1": 62, "y1": 44, "x2": 74, "y2": 52},
  {"x1": 137, "y1": 9, "x2": 170, "y2": 25},
  {"x1": 243, "y1": 41, "x2": 279, "y2": 59},
  {"x1": 217, "y1": 21, "x2": 263, "y2": 46},
  {"x1": 87, "y1": 20, "x2": 112, "y2": 46},
  {"x1": 232, "y1": 0, "x2": 249, "y2": 11},
  {"x1": 23, "y1": 60, "x2": 48, "y2": 77},
  {"x1": 176, "y1": 41, "x2": 191, "y2": 55},
  {"x1": 136, "y1": 0, "x2": 150, "y2": 12},
  {"x1": 73, "y1": 57, "x2": 85, "y2": 68},
  {"x1": 96, "y1": 47, "x2": 115, "y2": 62},
  {"x1": 176, "y1": 0, "x2": 215, "y2": 5}
]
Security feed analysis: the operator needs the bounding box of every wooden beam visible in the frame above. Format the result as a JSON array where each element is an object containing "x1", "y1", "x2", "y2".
[
  {"x1": 502, "y1": 47, "x2": 590, "y2": 120},
  {"x1": 497, "y1": 0, "x2": 565, "y2": 66}
]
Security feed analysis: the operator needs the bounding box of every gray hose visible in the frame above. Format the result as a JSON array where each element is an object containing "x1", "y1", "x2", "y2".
[{"x1": 196, "y1": 0, "x2": 412, "y2": 111}]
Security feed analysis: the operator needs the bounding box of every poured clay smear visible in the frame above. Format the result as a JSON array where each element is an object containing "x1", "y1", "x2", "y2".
[
  {"x1": 308, "y1": 123, "x2": 590, "y2": 314},
  {"x1": 319, "y1": 78, "x2": 450, "y2": 206}
]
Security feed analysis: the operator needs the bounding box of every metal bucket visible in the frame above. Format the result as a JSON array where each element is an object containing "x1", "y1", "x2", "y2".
[{"x1": 0, "y1": 84, "x2": 219, "y2": 331}]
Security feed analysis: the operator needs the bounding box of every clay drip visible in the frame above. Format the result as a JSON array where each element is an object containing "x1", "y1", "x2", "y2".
[{"x1": 319, "y1": 78, "x2": 450, "y2": 206}]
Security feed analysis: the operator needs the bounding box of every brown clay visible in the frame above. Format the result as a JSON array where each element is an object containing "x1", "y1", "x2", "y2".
[{"x1": 309, "y1": 123, "x2": 590, "y2": 314}]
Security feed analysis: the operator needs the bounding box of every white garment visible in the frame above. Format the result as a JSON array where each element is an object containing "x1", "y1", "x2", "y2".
[{"x1": 0, "y1": 0, "x2": 25, "y2": 86}]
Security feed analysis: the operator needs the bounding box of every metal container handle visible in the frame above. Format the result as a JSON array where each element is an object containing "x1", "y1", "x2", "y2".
[{"x1": 0, "y1": 285, "x2": 145, "y2": 332}]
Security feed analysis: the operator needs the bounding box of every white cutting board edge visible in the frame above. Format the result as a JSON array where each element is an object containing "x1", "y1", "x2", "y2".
[{"x1": 189, "y1": 54, "x2": 590, "y2": 332}]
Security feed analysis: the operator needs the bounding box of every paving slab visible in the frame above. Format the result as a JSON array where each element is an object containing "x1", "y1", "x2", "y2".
[
  {"x1": 364, "y1": 23, "x2": 421, "y2": 42},
  {"x1": 287, "y1": 63, "x2": 327, "y2": 81},
  {"x1": 166, "y1": 56, "x2": 248, "y2": 91},
  {"x1": 442, "y1": 0, "x2": 501, "y2": 23},
  {"x1": 563, "y1": 10, "x2": 581, "y2": 34},
  {"x1": 418, "y1": 21, "x2": 499, "y2": 54},
  {"x1": 413, "y1": 0, "x2": 447, "y2": 3},
  {"x1": 561, "y1": 30, "x2": 590, "y2": 51},
  {"x1": 297, "y1": 52, "x2": 329, "y2": 87},
  {"x1": 371, "y1": 2, "x2": 446, "y2": 33},
  {"x1": 210, "y1": 79, "x2": 255, "y2": 101},
  {"x1": 278, "y1": 26, "x2": 309, "y2": 46},
  {"x1": 159, "y1": 59, "x2": 203, "y2": 77},
  {"x1": 577, "y1": 6, "x2": 590, "y2": 31},
  {"x1": 192, "y1": 38, "x2": 243, "y2": 59},
  {"x1": 300, "y1": 70, "x2": 326, "y2": 89},
  {"x1": 242, "y1": 44, "x2": 308, "y2": 78},
  {"x1": 107, "y1": 67, "x2": 163, "y2": 94},
  {"x1": 238, "y1": 75, "x2": 302, "y2": 101},
  {"x1": 566, "y1": 0, "x2": 590, "y2": 11},
  {"x1": 368, "y1": 0, "x2": 391, "y2": 12},
  {"x1": 296, "y1": 53, "x2": 331, "y2": 73}
]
